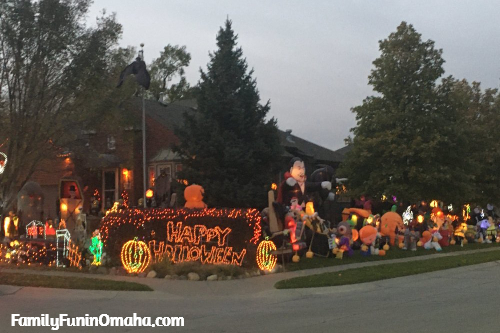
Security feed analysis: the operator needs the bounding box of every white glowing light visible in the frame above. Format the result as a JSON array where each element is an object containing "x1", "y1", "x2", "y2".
[
  {"x1": 0, "y1": 152, "x2": 7, "y2": 174},
  {"x1": 402, "y1": 206, "x2": 413, "y2": 225},
  {"x1": 56, "y1": 229, "x2": 71, "y2": 267}
]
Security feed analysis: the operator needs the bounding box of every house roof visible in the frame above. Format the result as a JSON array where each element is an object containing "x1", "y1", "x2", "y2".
[
  {"x1": 126, "y1": 98, "x2": 343, "y2": 164},
  {"x1": 150, "y1": 148, "x2": 181, "y2": 162},
  {"x1": 334, "y1": 144, "x2": 353, "y2": 156},
  {"x1": 278, "y1": 130, "x2": 345, "y2": 164}
]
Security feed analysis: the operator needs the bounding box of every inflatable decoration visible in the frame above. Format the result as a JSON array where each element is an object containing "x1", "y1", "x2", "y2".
[
  {"x1": 184, "y1": 184, "x2": 207, "y2": 209},
  {"x1": 402, "y1": 206, "x2": 413, "y2": 225},
  {"x1": 359, "y1": 226, "x2": 377, "y2": 245},
  {"x1": 380, "y1": 212, "x2": 404, "y2": 246},
  {"x1": 277, "y1": 157, "x2": 332, "y2": 208}
]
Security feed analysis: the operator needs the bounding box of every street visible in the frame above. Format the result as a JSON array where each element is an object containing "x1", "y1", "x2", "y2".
[{"x1": 1, "y1": 259, "x2": 499, "y2": 333}]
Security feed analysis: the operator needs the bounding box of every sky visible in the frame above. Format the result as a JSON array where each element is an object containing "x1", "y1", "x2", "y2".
[{"x1": 88, "y1": 0, "x2": 500, "y2": 151}]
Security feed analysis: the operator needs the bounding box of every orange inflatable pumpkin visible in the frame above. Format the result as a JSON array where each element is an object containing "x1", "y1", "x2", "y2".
[
  {"x1": 184, "y1": 184, "x2": 207, "y2": 209},
  {"x1": 420, "y1": 231, "x2": 432, "y2": 245},
  {"x1": 380, "y1": 212, "x2": 404, "y2": 246}
]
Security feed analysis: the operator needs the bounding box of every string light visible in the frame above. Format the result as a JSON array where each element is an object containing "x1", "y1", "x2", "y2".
[
  {"x1": 121, "y1": 190, "x2": 129, "y2": 208},
  {"x1": 101, "y1": 208, "x2": 261, "y2": 267},
  {"x1": 56, "y1": 229, "x2": 71, "y2": 267},
  {"x1": 256, "y1": 237, "x2": 277, "y2": 271},
  {"x1": 67, "y1": 241, "x2": 82, "y2": 269},
  {"x1": 26, "y1": 220, "x2": 45, "y2": 239},
  {"x1": 121, "y1": 237, "x2": 151, "y2": 273},
  {"x1": 89, "y1": 230, "x2": 103, "y2": 266}
]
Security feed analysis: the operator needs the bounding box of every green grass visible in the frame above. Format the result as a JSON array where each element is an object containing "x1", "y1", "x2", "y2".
[
  {"x1": 0, "y1": 272, "x2": 153, "y2": 291},
  {"x1": 283, "y1": 242, "x2": 500, "y2": 271},
  {"x1": 275, "y1": 248, "x2": 500, "y2": 289}
]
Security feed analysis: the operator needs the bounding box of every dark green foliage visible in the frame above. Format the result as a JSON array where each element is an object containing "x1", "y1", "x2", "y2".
[
  {"x1": 339, "y1": 22, "x2": 474, "y2": 204},
  {"x1": 0, "y1": 0, "x2": 125, "y2": 210},
  {"x1": 174, "y1": 20, "x2": 283, "y2": 208}
]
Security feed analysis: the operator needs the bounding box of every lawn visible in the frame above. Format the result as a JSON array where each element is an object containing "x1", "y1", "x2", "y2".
[
  {"x1": 0, "y1": 272, "x2": 153, "y2": 291},
  {"x1": 275, "y1": 247, "x2": 500, "y2": 289},
  {"x1": 283, "y1": 242, "x2": 500, "y2": 271}
]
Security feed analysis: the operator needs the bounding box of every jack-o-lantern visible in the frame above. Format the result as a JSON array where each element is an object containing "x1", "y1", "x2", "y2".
[
  {"x1": 184, "y1": 184, "x2": 207, "y2": 209},
  {"x1": 256, "y1": 238, "x2": 277, "y2": 271},
  {"x1": 121, "y1": 237, "x2": 151, "y2": 273}
]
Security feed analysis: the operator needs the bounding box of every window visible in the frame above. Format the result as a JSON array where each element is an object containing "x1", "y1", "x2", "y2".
[{"x1": 107, "y1": 135, "x2": 116, "y2": 150}]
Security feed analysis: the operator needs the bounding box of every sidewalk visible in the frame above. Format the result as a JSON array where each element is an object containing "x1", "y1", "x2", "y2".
[{"x1": 2, "y1": 246, "x2": 500, "y2": 296}]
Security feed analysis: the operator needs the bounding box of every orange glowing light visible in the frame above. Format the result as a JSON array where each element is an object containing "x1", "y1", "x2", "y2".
[
  {"x1": 145, "y1": 189, "x2": 154, "y2": 198},
  {"x1": 417, "y1": 215, "x2": 424, "y2": 223},
  {"x1": 60, "y1": 203, "x2": 68, "y2": 212},
  {"x1": 121, "y1": 237, "x2": 152, "y2": 274},
  {"x1": 256, "y1": 238, "x2": 277, "y2": 271},
  {"x1": 271, "y1": 183, "x2": 277, "y2": 191}
]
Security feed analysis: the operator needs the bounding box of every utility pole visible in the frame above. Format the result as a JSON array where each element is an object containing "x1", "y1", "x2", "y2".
[{"x1": 139, "y1": 43, "x2": 147, "y2": 208}]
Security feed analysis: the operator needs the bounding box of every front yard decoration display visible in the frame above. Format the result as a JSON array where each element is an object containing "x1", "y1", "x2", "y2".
[
  {"x1": 256, "y1": 237, "x2": 277, "y2": 271},
  {"x1": 101, "y1": 208, "x2": 261, "y2": 267},
  {"x1": 121, "y1": 237, "x2": 151, "y2": 274},
  {"x1": 88, "y1": 230, "x2": 103, "y2": 266}
]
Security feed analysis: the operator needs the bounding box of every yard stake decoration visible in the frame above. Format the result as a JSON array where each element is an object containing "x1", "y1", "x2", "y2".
[{"x1": 121, "y1": 237, "x2": 151, "y2": 273}]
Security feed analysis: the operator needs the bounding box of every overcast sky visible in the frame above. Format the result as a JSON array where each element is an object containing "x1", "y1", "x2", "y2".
[{"x1": 88, "y1": 0, "x2": 500, "y2": 151}]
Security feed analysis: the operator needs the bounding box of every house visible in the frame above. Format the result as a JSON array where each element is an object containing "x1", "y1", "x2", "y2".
[{"x1": 28, "y1": 98, "x2": 345, "y2": 221}]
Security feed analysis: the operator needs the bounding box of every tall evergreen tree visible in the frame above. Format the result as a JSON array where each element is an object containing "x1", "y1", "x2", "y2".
[
  {"x1": 338, "y1": 22, "x2": 474, "y2": 204},
  {"x1": 175, "y1": 20, "x2": 283, "y2": 208}
]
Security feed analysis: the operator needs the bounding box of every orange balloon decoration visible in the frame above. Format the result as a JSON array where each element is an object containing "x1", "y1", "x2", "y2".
[
  {"x1": 121, "y1": 237, "x2": 152, "y2": 274},
  {"x1": 351, "y1": 229, "x2": 359, "y2": 242},
  {"x1": 184, "y1": 184, "x2": 207, "y2": 209},
  {"x1": 256, "y1": 238, "x2": 277, "y2": 271}
]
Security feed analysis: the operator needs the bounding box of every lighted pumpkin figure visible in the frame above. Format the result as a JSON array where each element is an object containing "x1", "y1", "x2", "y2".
[
  {"x1": 121, "y1": 237, "x2": 152, "y2": 273},
  {"x1": 306, "y1": 250, "x2": 314, "y2": 259},
  {"x1": 256, "y1": 238, "x2": 277, "y2": 271},
  {"x1": 184, "y1": 184, "x2": 207, "y2": 209}
]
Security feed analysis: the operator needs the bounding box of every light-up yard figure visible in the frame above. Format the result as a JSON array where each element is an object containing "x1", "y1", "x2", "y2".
[{"x1": 89, "y1": 230, "x2": 103, "y2": 266}]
